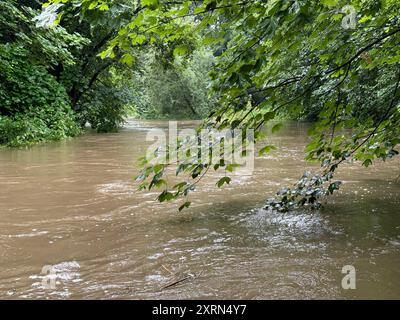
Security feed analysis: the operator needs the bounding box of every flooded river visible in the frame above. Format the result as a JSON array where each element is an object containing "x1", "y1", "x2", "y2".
[{"x1": 0, "y1": 120, "x2": 399, "y2": 299}]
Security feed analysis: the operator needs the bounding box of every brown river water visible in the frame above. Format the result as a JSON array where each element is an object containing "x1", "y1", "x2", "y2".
[{"x1": 0, "y1": 120, "x2": 399, "y2": 299}]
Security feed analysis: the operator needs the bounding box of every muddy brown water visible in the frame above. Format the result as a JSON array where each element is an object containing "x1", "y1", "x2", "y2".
[{"x1": 0, "y1": 120, "x2": 399, "y2": 299}]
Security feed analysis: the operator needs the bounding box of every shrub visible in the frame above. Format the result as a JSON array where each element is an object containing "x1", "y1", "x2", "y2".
[{"x1": 0, "y1": 44, "x2": 81, "y2": 147}]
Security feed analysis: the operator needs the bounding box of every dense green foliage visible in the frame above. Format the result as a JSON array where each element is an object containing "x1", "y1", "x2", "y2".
[{"x1": 0, "y1": 0, "x2": 216, "y2": 147}]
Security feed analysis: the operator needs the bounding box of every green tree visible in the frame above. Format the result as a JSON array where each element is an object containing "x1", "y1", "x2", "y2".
[{"x1": 0, "y1": 0, "x2": 141, "y2": 145}]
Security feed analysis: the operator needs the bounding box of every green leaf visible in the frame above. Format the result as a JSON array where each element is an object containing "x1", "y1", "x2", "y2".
[
  {"x1": 216, "y1": 176, "x2": 231, "y2": 188},
  {"x1": 387, "y1": 55, "x2": 400, "y2": 64},
  {"x1": 120, "y1": 53, "x2": 134, "y2": 66},
  {"x1": 98, "y1": 3, "x2": 109, "y2": 11},
  {"x1": 157, "y1": 190, "x2": 174, "y2": 202},
  {"x1": 141, "y1": 0, "x2": 158, "y2": 8},
  {"x1": 178, "y1": 201, "x2": 191, "y2": 211},
  {"x1": 362, "y1": 159, "x2": 373, "y2": 167},
  {"x1": 263, "y1": 111, "x2": 275, "y2": 121},
  {"x1": 153, "y1": 164, "x2": 164, "y2": 174},
  {"x1": 173, "y1": 182, "x2": 188, "y2": 189},
  {"x1": 131, "y1": 34, "x2": 146, "y2": 45},
  {"x1": 226, "y1": 163, "x2": 241, "y2": 172},
  {"x1": 97, "y1": 47, "x2": 115, "y2": 59},
  {"x1": 154, "y1": 179, "x2": 167, "y2": 188},
  {"x1": 88, "y1": 2, "x2": 98, "y2": 10},
  {"x1": 259, "y1": 145, "x2": 276, "y2": 156},
  {"x1": 138, "y1": 183, "x2": 148, "y2": 191}
]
